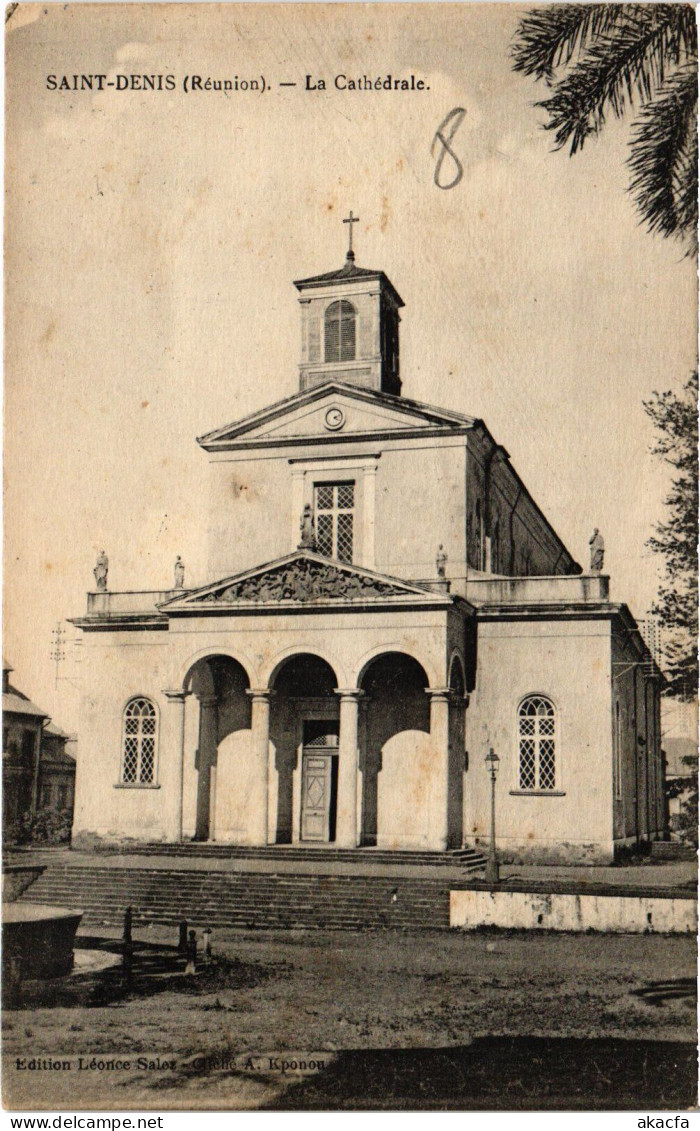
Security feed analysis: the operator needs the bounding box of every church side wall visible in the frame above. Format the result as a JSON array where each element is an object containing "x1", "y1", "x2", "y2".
[
  {"x1": 611, "y1": 627, "x2": 663, "y2": 847},
  {"x1": 611, "y1": 628, "x2": 639, "y2": 844},
  {"x1": 464, "y1": 618, "x2": 614, "y2": 864},
  {"x1": 72, "y1": 632, "x2": 174, "y2": 843},
  {"x1": 466, "y1": 428, "x2": 577, "y2": 578}
]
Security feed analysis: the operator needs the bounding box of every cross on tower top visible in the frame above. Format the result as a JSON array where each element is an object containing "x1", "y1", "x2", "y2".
[{"x1": 342, "y1": 210, "x2": 359, "y2": 261}]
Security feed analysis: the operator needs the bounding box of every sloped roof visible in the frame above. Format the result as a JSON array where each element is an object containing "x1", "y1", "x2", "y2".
[
  {"x1": 3, "y1": 690, "x2": 48, "y2": 719},
  {"x1": 44, "y1": 720, "x2": 70, "y2": 739},
  {"x1": 293, "y1": 256, "x2": 404, "y2": 307}
]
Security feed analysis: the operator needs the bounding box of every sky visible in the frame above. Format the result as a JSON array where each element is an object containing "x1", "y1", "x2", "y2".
[{"x1": 4, "y1": 2, "x2": 698, "y2": 733}]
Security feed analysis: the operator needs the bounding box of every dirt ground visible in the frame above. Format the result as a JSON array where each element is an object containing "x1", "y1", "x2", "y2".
[{"x1": 3, "y1": 926, "x2": 697, "y2": 1111}]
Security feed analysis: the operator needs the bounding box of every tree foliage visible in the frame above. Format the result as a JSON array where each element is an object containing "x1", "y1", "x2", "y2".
[
  {"x1": 512, "y1": 4, "x2": 698, "y2": 247},
  {"x1": 643, "y1": 371, "x2": 698, "y2": 697},
  {"x1": 16, "y1": 806, "x2": 73, "y2": 845},
  {"x1": 666, "y1": 753, "x2": 698, "y2": 845}
]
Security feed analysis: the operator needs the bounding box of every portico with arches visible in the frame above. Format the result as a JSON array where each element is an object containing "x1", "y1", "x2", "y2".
[{"x1": 88, "y1": 588, "x2": 474, "y2": 853}]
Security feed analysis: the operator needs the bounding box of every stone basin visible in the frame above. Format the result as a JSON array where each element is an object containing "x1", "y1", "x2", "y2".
[{"x1": 3, "y1": 902, "x2": 83, "y2": 979}]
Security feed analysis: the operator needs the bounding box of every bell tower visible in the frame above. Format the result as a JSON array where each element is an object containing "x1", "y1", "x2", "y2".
[{"x1": 294, "y1": 213, "x2": 404, "y2": 396}]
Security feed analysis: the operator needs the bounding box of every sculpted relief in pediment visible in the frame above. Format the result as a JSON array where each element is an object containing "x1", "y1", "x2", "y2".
[{"x1": 202, "y1": 557, "x2": 409, "y2": 604}]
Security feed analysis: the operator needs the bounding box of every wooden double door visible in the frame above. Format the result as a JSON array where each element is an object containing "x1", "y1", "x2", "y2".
[{"x1": 300, "y1": 721, "x2": 339, "y2": 843}]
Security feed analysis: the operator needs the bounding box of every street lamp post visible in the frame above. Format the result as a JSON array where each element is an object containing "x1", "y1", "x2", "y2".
[{"x1": 485, "y1": 747, "x2": 500, "y2": 885}]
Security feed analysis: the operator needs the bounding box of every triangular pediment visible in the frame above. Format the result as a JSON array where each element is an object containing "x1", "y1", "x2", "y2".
[
  {"x1": 160, "y1": 551, "x2": 450, "y2": 612},
  {"x1": 198, "y1": 383, "x2": 474, "y2": 450}
]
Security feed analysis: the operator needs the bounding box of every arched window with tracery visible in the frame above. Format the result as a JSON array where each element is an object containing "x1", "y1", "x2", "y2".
[
  {"x1": 121, "y1": 697, "x2": 158, "y2": 784},
  {"x1": 518, "y1": 695, "x2": 556, "y2": 791},
  {"x1": 324, "y1": 300, "x2": 356, "y2": 362}
]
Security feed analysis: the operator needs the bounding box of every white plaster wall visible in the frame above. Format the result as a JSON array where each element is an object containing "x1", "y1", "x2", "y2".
[
  {"x1": 206, "y1": 456, "x2": 291, "y2": 580},
  {"x1": 213, "y1": 727, "x2": 257, "y2": 842},
  {"x1": 374, "y1": 441, "x2": 467, "y2": 582},
  {"x1": 450, "y1": 889, "x2": 697, "y2": 934},
  {"x1": 376, "y1": 731, "x2": 438, "y2": 849},
  {"x1": 464, "y1": 619, "x2": 614, "y2": 863},
  {"x1": 205, "y1": 434, "x2": 468, "y2": 586},
  {"x1": 72, "y1": 633, "x2": 173, "y2": 842}
]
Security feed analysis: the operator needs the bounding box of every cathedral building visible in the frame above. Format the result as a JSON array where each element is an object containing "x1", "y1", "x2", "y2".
[{"x1": 71, "y1": 225, "x2": 665, "y2": 863}]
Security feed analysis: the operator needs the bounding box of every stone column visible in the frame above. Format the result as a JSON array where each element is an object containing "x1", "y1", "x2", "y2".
[
  {"x1": 427, "y1": 688, "x2": 451, "y2": 851},
  {"x1": 195, "y1": 695, "x2": 218, "y2": 841},
  {"x1": 209, "y1": 764, "x2": 218, "y2": 842},
  {"x1": 246, "y1": 690, "x2": 274, "y2": 846},
  {"x1": 163, "y1": 689, "x2": 190, "y2": 842},
  {"x1": 335, "y1": 689, "x2": 364, "y2": 848}
]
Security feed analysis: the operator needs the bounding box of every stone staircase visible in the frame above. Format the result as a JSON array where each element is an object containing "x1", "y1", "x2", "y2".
[
  {"x1": 21, "y1": 865, "x2": 470, "y2": 931},
  {"x1": 88, "y1": 842, "x2": 486, "y2": 869},
  {"x1": 650, "y1": 840, "x2": 697, "y2": 862},
  {"x1": 18, "y1": 847, "x2": 486, "y2": 932}
]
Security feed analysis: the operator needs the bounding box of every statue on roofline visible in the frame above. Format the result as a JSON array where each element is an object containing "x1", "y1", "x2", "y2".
[
  {"x1": 174, "y1": 556, "x2": 185, "y2": 589},
  {"x1": 436, "y1": 544, "x2": 447, "y2": 579},
  {"x1": 93, "y1": 549, "x2": 108, "y2": 591},
  {"x1": 589, "y1": 528, "x2": 605, "y2": 573}
]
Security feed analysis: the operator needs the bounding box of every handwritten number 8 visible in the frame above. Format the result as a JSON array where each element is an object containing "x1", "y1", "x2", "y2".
[{"x1": 432, "y1": 107, "x2": 466, "y2": 191}]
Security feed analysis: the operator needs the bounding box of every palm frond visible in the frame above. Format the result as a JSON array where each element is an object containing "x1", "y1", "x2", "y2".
[
  {"x1": 512, "y1": 5, "x2": 698, "y2": 247},
  {"x1": 536, "y1": 7, "x2": 696, "y2": 153},
  {"x1": 511, "y1": 4, "x2": 624, "y2": 82},
  {"x1": 512, "y1": 4, "x2": 696, "y2": 83},
  {"x1": 629, "y1": 65, "x2": 698, "y2": 242}
]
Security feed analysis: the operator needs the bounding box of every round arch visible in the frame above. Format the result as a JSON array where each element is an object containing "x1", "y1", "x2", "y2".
[
  {"x1": 264, "y1": 645, "x2": 348, "y2": 690},
  {"x1": 176, "y1": 646, "x2": 256, "y2": 692},
  {"x1": 270, "y1": 653, "x2": 339, "y2": 697},
  {"x1": 516, "y1": 691, "x2": 559, "y2": 714},
  {"x1": 120, "y1": 691, "x2": 160, "y2": 719},
  {"x1": 354, "y1": 645, "x2": 439, "y2": 690}
]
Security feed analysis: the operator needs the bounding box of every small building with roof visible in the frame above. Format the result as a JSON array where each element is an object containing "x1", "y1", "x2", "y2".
[{"x1": 2, "y1": 659, "x2": 76, "y2": 842}]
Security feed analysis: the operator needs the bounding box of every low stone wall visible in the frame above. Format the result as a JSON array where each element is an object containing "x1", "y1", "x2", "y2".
[
  {"x1": 450, "y1": 888, "x2": 697, "y2": 934},
  {"x1": 469, "y1": 839, "x2": 614, "y2": 866}
]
